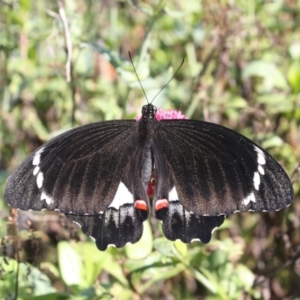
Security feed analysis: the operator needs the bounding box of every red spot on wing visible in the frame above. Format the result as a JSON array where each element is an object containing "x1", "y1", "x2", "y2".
[
  {"x1": 155, "y1": 199, "x2": 169, "y2": 211},
  {"x1": 134, "y1": 200, "x2": 148, "y2": 211}
]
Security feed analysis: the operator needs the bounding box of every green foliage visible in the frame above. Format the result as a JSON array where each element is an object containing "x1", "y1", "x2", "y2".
[{"x1": 0, "y1": 0, "x2": 299, "y2": 299}]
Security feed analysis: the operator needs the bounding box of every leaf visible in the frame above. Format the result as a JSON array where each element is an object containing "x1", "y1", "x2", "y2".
[
  {"x1": 125, "y1": 220, "x2": 153, "y2": 259},
  {"x1": 139, "y1": 263, "x2": 186, "y2": 294},
  {"x1": 74, "y1": 243, "x2": 109, "y2": 287},
  {"x1": 288, "y1": 59, "x2": 300, "y2": 93},
  {"x1": 58, "y1": 241, "x2": 82, "y2": 287},
  {"x1": 153, "y1": 238, "x2": 177, "y2": 257},
  {"x1": 99, "y1": 251, "x2": 128, "y2": 286},
  {"x1": 190, "y1": 267, "x2": 217, "y2": 294},
  {"x1": 235, "y1": 264, "x2": 255, "y2": 291},
  {"x1": 261, "y1": 135, "x2": 283, "y2": 149},
  {"x1": 58, "y1": 241, "x2": 128, "y2": 288},
  {"x1": 124, "y1": 252, "x2": 166, "y2": 272},
  {"x1": 24, "y1": 293, "x2": 70, "y2": 300},
  {"x1": 242, "y1": 60, "x2": 288, "y2": 91},
  {"x1": 256, "y1": 94, "x2": 294, "y2": 114},
  {"x1": 0, "y1": 257, "x2": 55, "y2": 298},
  {"x1": 289, "y1": 42, "x2": 300, "y2": 59},
  {"x1": 173, "y1": 240, "x2": 188, "y2": 257}
]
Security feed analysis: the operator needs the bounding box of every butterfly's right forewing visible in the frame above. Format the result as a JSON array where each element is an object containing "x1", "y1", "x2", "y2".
[{"x1": 5, "y1": 120, "x2": 140, "y2": 214}]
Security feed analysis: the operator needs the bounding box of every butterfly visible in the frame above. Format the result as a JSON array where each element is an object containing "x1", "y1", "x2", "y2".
[{"x1": 4, "y1": 103, "x2": 294, "y2": 251}]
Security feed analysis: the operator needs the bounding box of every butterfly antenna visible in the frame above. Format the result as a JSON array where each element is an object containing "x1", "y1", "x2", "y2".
[
  {"x1": 129, "y1": 51, "x2": 150, "y2": 104},
  {"x1": 150, "y1": 58, "x2": 184, "y2": 104},
  {"x1": 129, "y1": 52, "x2": 184, "y2": 104}
]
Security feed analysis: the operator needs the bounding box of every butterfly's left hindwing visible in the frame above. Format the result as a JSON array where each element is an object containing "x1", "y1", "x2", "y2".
[{"x1": 156, "y1": 201, "x2": 225, "y2": 243}]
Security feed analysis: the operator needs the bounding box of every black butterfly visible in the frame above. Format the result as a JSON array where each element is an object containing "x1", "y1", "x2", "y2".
[{"x1": 4, "y1": 104, "x2": 293, "y2": 250}]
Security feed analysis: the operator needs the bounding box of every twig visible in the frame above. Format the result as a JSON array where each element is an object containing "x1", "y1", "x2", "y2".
[
  {"x1": 57, "y1": 1, "x2": 76, "y2": 124},
  {"x1": 57, "y1": 1, "x2": 72, "y2": 82},
  {"x1": 10, "y1": 209, "x2": 20, "y2": 300}
]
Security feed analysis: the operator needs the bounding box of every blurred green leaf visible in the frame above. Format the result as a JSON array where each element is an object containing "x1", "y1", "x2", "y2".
[
  {"x1": 125, "y1": 220, "x2": 153, "y2": 259},
  {"x1": 139, "y1": 263, "x2": 186, "y2": 294},
  {"x1": 288, "y1": 59, "x2": 300, "y2": 93},
  {"x1": 261, "y1": 134, "x2": 284, "y2": 149},
  {"x1": 242, "y1": 60, "x2": 288, "y2": 91},
  {"x1": 153, "y1": 238, "x2": 177, "y2": 257},
  {"x1": 0, "y1": 257, "x2": 55, "y2": 298},
  {"x1": 289, "y1": 42, "x2": 300, "y2": 59},
  {"x1": 173, "y1": 240, "x2": 188, "y2": 257},
  {"x1": 25, "y1": 293, "x2": 70, "y2": 300},
  {"x1": 58, "y1": 241, "x2": 82, "y2": 287},
  {"x1": 124, "y1": 252, "x2": 166, "y2": 272},
  {"x1": 235, "y1": 264, "x2": 255, "y2": 291},
  {"x1": 256, "y1": 94, "x2": 294, "y2": 114}
]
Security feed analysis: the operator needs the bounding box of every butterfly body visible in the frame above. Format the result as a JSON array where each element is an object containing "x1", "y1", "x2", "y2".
[{"x1": 4, "y1": 104, "x2": 293, "y2": 250}]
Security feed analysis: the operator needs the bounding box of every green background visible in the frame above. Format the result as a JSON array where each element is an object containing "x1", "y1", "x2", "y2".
[{"x1": 0, "y1": 0, "x2": 299, "y2": 299}]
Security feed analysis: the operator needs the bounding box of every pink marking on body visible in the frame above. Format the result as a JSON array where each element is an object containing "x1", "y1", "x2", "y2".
[
  {"x1": 134, "y1": 200, "x2": 148, "y2": 211},
  {"x1": 155, "y1": 199, "x2": 169, "y2": 211}
]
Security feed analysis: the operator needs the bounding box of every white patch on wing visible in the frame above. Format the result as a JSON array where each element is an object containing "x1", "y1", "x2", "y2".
[
  {"x1": 250, "y1": 145, "x2": 267, "y2": 193},
  {"x1": 33, "y1": 166, "x2": 40, "y2": 176},
  {"x1": 120, "y1": 205, "x2": 134, "y2": 223},
  {"x1": 36, "y1": 172, "x2": 44, "y2": 189},
  {"x1": 41, "y1": 190, "x2": 53, "y2": 205},
  {"x1": 169, "y1": 201, "x2": 183, "y2": 217},
  {"x1": 258, "y1": 165, "x2": 265, "y2": 175},
  {"x1": 253, "y1": 172, "x2": 260, "y2": 190},
  {"x1": 32, "y1": 147, "x2": 44, "y2": 166},
  {"x1": 168, "y1": 186, "x2": 179, "y2": 201},
  {"x1": 32, "y1": 147, "x2": 46, "y2": 190},
  {"x1": 243, "y1": 192, "x2": 256, "y2": 205},
  {"x1": 183, "y1": 210, "x2": 191, "y2": 225},
  {"x1": 254, "y1": 146, "x2": 266, "y2": 165},
  {"x1": 108, "y1": 182, "x2": 134, "y2": 209}
]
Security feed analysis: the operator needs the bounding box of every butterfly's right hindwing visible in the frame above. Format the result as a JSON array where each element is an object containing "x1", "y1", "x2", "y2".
[{"x1": 67, "y1": 204, "x2": 145, "y2": 251}]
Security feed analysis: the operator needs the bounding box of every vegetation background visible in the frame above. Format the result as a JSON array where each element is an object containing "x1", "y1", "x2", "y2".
[{"x1": 0, "y1": 0, "x2": 300, "y2": 299}]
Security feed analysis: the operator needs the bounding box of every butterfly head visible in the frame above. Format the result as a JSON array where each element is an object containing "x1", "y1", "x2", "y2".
[{"x1": 141, "y1": 104, "x2": 157, "y2": 120}]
